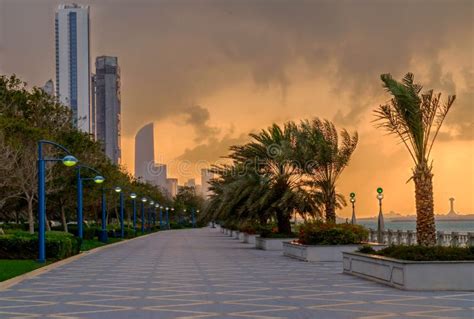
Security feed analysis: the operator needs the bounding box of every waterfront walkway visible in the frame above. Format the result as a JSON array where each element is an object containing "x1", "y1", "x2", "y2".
[{"x1": 0, "y1": 228, "x2": 472, "y2": 319}]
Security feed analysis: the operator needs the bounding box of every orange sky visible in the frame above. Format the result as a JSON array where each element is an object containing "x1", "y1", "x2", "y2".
[{"x1": 1, "y1": 0, "x2": 473, "y2": 217}]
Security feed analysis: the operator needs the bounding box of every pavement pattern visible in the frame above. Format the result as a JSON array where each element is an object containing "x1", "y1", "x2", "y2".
[{"x1": 0, "y1": 228, "x2": 473, "y2": 319}]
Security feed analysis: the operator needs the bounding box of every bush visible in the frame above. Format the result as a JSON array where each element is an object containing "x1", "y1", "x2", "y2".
[
  {"x1": 259, "y1": 224, "x2": 296, "y2": 238},
  {"x1": 364, "y1": 245, "x2": 474, "y2": 261},
  {"x1": 238, "y1": 223, "x2": 258, "y2": 235},
  {"x1": 298, "y1": 221, "x2": 368, "y2": 245},
  {"x1": 0, "y1": 231, "x2": 80, "y2": 260}
]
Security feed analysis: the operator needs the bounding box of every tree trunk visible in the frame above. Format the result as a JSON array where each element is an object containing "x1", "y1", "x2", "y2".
[
  {"x1": 413, "y1": 165, "x2": 436, "y2": 246},
  {"x1": 325, "y1": 203, "x2": 336, "y2": 223},
  {"x1": 61, "y1": 205, "x2": 68, "y2": 233},
  {"x1": 27, "y1": 196, "x2": 34, "y2": 234},
  {"x1": 45, "y1": 214, "x2": 51, "y2": 231},
  {"x1": 276, "y1": 210, "x2": 292, "y2": 235}
]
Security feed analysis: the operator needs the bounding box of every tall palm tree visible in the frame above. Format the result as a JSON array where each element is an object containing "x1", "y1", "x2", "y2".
[
  {"x1": 296, "y1": 119, "x2": 358, "y2": 223},
  {"x1": 374, "y1": 73, "x2": 455, "y2": 246}
]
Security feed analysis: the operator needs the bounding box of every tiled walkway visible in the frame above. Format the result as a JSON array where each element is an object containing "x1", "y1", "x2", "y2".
[{"x1": 0, "y1": 228, "x2": 472, "y2": 318}]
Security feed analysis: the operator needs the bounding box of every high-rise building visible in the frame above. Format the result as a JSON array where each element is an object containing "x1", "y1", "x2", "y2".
[
  {"x1": 93, "y1": 56, "x2": 121, "y2": 164},
  {"x1": 55, "y1": 4, "x2": 91, "y2": 133},
  {"x1": 184, "y1": 178, "x2": 196, "y2": 188},
  {"x1": 153, "y1": 163, "x2": 168, "y2": 190},
  {"x1": 135, "y1": 123, "x2": 155, "y2": 182},
  {"x1": 201, "y1": 168, "x2": 214, "y2": 198},
  {"x1": 166, "y1": 178, "x2": 178, "y2": 198}
]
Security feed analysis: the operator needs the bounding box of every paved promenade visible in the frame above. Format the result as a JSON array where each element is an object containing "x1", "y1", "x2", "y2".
[{"x1": 1, "y1": 228, "x2": 472, "y2": 319}]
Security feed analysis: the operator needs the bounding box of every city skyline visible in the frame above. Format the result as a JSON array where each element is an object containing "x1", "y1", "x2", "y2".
[{"x1": 0, "y1": 0, "x2": 472, "y2": 217}]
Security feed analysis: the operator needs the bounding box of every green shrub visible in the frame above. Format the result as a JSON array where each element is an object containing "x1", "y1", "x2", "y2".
[
  {"x1": 358, "y1": 244, "x2": 376, "y2": 254},
  {"x1": 367, "y1": 245, "x2": 474, "y2": 261},
  {"x1": 0, "y1": 231, "x2": 80, "y2": 260},
  {"x1": 298, "y1": 221, "x2": 368, "y2": 245}
]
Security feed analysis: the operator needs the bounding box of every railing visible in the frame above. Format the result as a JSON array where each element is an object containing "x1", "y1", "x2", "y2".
[{"x1": 369, "y1": 229, "x2": 474, "y2": 247}]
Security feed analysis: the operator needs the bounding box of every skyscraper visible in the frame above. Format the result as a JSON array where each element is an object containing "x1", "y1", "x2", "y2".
[
  {"x1": 201, "y1": 168, "x2": 214, "y2": 198},
  {"x1": 135, "y1": 123, "x2": 155, "y2": 182},
  {"x1": 93, "y1": 56, "x2": 121, "y2": 164},
  {"x1": 55, "y1": 4, "x2": 91, "y2": 133}
]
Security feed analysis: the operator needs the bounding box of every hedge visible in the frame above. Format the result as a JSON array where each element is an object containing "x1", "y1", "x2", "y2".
[
  {"x1": 359, "y1": 245, "x2": 474, "y2": 261},
  {"x1": 0, "y1": 231, "x2": 80, "y2": 260},
  {"x1": 298, "y1": 221, "x2": 368, "y2": 245}
]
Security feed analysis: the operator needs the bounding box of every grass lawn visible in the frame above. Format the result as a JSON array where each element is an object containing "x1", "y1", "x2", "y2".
[
  {"x1": 80, "y1": 238, "x2": 122, "y2": 251},
  {"x1": 0, "y1": 260, "x2": 47, "y2": 282}
]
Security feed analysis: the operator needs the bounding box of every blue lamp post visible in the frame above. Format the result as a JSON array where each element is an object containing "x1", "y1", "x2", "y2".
[
  {"x1": 37, "y1": 140, "x2": 78, "y2": 263},
  {"x1": 182, "y1": 208, "x2": 186, "y2": 225},
  {"x1": 165, "y1": 207, "x2": 170, "y2": 230},
  {"x1": 159, "y1": 206, "x2": 164, "y2": 229},
  {"x1": 191, "y1": 208, "x2": 196, "y2": 228},
  {"x1": 154, "y1": 203, "x2": 159, "y2": 228},
  {"x1": 148, "y1": 200, "x2": 154, "y2": 232},
  {"x1": 76, "y1": 165, "x2": 105, "y2": 239},
  {"x1": 141, "y1": 197, "x2": 147, "y2": 234},
  {"x1": 114, "y1": 187, "x2": 125, "y2": 238},
  {"x1": 130, "y1": 193, "x2": 137, "y2": 233}
]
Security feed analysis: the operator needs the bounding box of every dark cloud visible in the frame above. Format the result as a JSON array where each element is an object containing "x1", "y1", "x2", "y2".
[
  {"x1": 182, "y1": 105, "x2": 220, "y2": 142},
  {"x1": 176, "y1": 132, "x2": 249, "y2": 163},
  {"x1": 1, "y1": 0, "x2": 472, "y2": 142}
]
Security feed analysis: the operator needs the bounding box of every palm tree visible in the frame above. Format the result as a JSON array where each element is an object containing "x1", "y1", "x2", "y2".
[
  {"x1": 374, "y1": 73, "x2": 455, "y2": 246},
  {"x1": 296, "y1": 119, "x2": 358, "y2": 223}
]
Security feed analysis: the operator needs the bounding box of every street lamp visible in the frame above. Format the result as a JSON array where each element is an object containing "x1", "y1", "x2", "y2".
[
  {"x1": 37, "y1": 140, "x2": 78, "y2": 263},
  {"x1": 350, "y1": 192, "x2": 356, "y2": 225},
  {"x1": 183, "y1": 208, "x2": 187, "y2": 225},
  {"x1": 165, "y1": 207, "x2": 170, "y2": 229},
  {"x1": 159, "y1": 206, "x2": 164, "y2": 229},
  {"x1": 154, "y1": 203, "x2": 159, "y2": 228},
  {"x1": 149, "y1": 201, "x2": 155, "y2": 232},
  {"x1": 130, "y1": 193, "x2": 137, "y2": 233},
  {"x1": 141, "y1": 197, "x2": 147, "y2": 234},
  {"x1": 76, "y1": 165, "x2": 104, "y2": 239},
  {"x1": 377, "y1": 187, "x2": 385, "y2": 243},
  {"x1": 114, "y1": 187, "x2": 125, "y2": 238}
]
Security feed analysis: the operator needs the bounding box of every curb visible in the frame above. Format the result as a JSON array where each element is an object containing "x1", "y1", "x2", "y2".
[{"x1": 0, "y1": 231, "x2": 159, "y2": 291}]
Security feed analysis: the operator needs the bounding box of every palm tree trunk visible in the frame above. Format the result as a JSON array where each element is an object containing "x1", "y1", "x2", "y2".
[
  {"x1": 61, "y1": 205, "x2": 68, "y2": 233},
  {"x1": 27, "y1": 196, "x2": 34, "y2": 234},
  {"x1": 325, "y1": 190, "x2": 337, "y2": 223},
  {"x1": 413, "y1": 165, "x2": 436, "y2": 246},
  {"x1": 276, "y1": 210, "x2": 292, "y2": 235}
]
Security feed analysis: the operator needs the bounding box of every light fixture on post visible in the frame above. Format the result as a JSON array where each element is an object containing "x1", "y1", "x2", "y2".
[
  {"x1": 376, "y1": 187, "x2": 385, "y2": 243},
  {"x1": 350, "y1": 192, "x2": 356, "y2": 225},
  {"x1": 165, "y1": 207, "x2": 170, "y2": 229},
  {"x1": 130, "y1": 193, "x2": 137, "y2": 233},
  {"x1": 76, "y1": 165, "x2": 105, "y2": 239},
  {"x1": 149, "y1": 201, "x2": 155, "y2": 232},
  {"x1": 141, "y1": 197, "x2": 147, "y2": 234},
  {"x1": 37, "y1": 140, "x2": 78, "y2": 263}
]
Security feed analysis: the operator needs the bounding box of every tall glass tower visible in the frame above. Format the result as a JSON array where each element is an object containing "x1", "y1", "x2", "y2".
[{"x1": 55, "y1": 4, "x2": 91, "y2": 133}]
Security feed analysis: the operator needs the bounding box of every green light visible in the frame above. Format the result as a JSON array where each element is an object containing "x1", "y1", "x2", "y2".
[
  {"x1": 377, "y1": 187, "x2": 383, "y2": 194},
  {"x1": 94, "y1": 176, "x2": 105, "y2": 184},
  {"x1": 62, "y1": 155, "x2": 78, "y2": 167},
  {"x1": 350, "y1": 192, "x2": 356, "y2": 198}
]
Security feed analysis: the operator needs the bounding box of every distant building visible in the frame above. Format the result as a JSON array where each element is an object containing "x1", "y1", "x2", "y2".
[
  {"x1": 185, "y1": 178, "x2": 196, "y2": 188},
  {"x1": 166, "y1": 178, "x2": 178, "y2": 198},
  {"x1": 42, "y1": 79, "x2": 55, "y2": 96},
  {"x1": 135, "y1": 123, "x2": 155, "y2": 182},
  {"x1": 201, "y1": 168, "x2": 214, "y2": 198},
  {"x1": 93, "y1": 56, "x2": 121, "y2": 164},
  {"x1": 55, "y1": 4, "x2": 91, "y2": 133},
  {"x1": 153, "y1": 163, "x2": 168, "y2": 190}
]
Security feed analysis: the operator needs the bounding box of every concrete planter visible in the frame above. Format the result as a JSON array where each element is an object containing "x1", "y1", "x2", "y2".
[
  {"x1": 343, "y1": 252, "x2": 474, "y2": 291},
  {"x1": 284, "y1": 242, "x2": 386, "y2": 262},
  {"x1": 283, "y1": 242, "x2": 361, "y2": 262},
  {"x1": 233, "y1": 231, "x2": 240, "y2": 239},
  {"x1": 255, "y1": 237, "x2": 296, "y2": 251},
  {"x1": 244, "y1": 233, "x2": 259, "y2": 245},
  {"x1": 238, "y1": 232, "x2": 245, "y2": 241}
]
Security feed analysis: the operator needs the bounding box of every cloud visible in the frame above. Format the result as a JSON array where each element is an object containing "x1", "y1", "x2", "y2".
[{"x1": 182, "y1": 105, "x2": 220, "y2": 142}]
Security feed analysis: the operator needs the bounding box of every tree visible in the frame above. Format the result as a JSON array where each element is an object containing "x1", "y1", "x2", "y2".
[
  {"x1": 374, "y1": 73, "x2": 455, "y2": 246},
  {"x1": 296, "y1": 119, "x2": 358, "y2": 223}
]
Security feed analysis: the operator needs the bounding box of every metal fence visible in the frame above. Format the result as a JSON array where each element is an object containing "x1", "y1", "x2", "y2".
[{"x1": 369, "y1": 229, "x2": 474, "y2": 247}]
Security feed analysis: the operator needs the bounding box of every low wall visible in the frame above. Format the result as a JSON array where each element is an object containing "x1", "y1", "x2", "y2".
[
  {"x1": 243, "y1": 233, "x2": 258, "y2": 245},
  {"x1": 255, "y1": 237, "x2": 295, "y2": 251},
  {"x1": 283, "y1": 242, "x2": 362, "y2": 262},
  {"x1": 343, "y1": 252, "x2": 474, "y2": 291}
]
